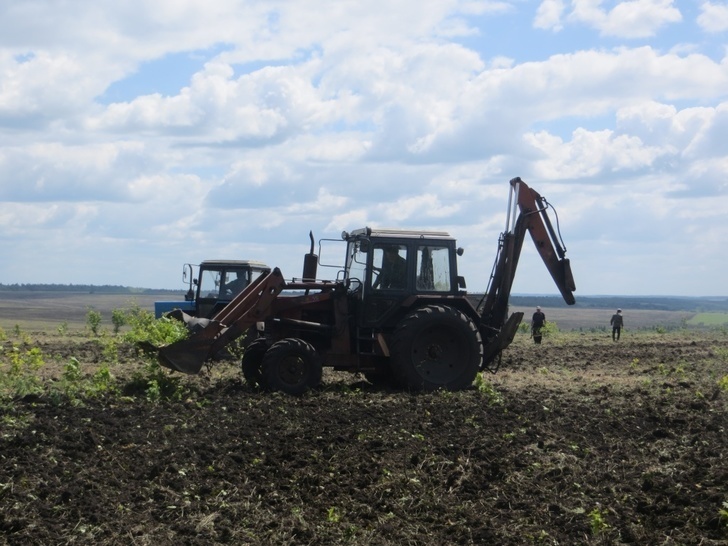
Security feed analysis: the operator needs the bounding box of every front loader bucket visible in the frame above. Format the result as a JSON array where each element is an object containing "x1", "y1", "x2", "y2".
[
  {"x1": 159, "y1": 340, "x2": 214, "y2": 374},
  {"x1": 153, "y1": 268, "x2": 287, "y2": 375},
  {"x1": 158, "y1": 321, "x2": 226, "y2": 374}
]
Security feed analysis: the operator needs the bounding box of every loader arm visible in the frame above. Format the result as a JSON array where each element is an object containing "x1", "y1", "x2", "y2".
[
  {"x1": 478, "y1": 177, "x2": 576, "y2": 369},
  {"x1": 157, "y1": 268, "x2": 286, "y2": 374}
]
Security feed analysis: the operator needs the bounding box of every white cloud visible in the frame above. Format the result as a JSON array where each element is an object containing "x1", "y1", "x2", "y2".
[
  {"x1": 569, "y1": 0, "x2": 682, "y2": 38},
  {"x1": 381, "y1": 194, "x2": 461, "y2": 222},
  {"x1": 534, "y1": 0, "x2": 566, "y2": 31},
  {"x1": 616, "y1": 101, "x2": 728, "y2": 161},
  {"x1": 525, "y1": 128, "x2": 664, "y2": 178},
  {"x1": 0, "y1": 0, "x2": 726, "y2": 295},
  {"x1": 399, "y1": 47, "x2": 728, "y2": 165},
  {"x1": 697, "y1": 1, "x2": 728, "y2": 32}
]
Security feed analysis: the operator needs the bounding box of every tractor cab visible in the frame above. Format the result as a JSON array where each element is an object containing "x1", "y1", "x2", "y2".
[
  {"x1": 155, "y1": 260, "x2": 270, "y2": 319},
  {"x1": 193, "y1": 260, "x2": 271, "y2": 318},
  {"x1": 342, "y1": 228, "x2": 466, "y2": 328}
]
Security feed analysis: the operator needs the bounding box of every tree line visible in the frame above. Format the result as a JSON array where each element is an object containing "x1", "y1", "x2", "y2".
[{"x1": 0, "y1": 283, "x2": 178, "y2": 295}]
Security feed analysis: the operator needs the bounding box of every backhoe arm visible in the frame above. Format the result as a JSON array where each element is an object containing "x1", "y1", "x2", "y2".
[
  {"x1": 512, "y1": 177, "x2": 576, "y2": 305},
  {"x1": 478, "y1": 177, "x2": 576, "y2": 369}
]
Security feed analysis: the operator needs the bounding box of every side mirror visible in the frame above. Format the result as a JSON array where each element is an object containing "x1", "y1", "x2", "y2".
[
  {"x1": 457, "y1": 276, "x2": 467, "y2": 290},
  {"x1": 359, "y1": 239, "x2": 370, "y2": 253}
]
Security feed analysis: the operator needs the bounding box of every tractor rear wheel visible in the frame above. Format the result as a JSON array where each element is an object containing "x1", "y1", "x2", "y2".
[
  {"x1": 390, "y1": 305, "x2": 483, "y2": 392},
  {"x1": 242, "y1": 338, "x2": 269, "y2": 390},
  {"x1": 262, "y1": 338, "x2": 322, "y2": 395}
]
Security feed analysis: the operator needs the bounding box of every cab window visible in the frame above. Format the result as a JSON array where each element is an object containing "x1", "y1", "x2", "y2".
[
  {"x1": 416, "y1": 245, "x2": 451, "y2": 292},
  {"x1": 199, "y1": 269, "x2": 222, "y2": 297},
  {"x1": 372, "y1": 244, "x2": 407, "y2": 290},
  {"x1": 222, "y1": 269, "x2": 250, "y2": 297}
]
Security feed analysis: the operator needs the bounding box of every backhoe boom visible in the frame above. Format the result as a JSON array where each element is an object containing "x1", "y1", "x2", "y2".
[{"x1": 478, "y1": 177, "x2": 576, "y2": 369}]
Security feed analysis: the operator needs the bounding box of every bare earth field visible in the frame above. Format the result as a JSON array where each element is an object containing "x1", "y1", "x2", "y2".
[
  {"x1": 0, "y1": 292, "x2": 170, "y2": 332},
  {"x1": 1, "y1": 294, "x2": 727, "y2": 545},
  {"x1": 0, "y1": 291, "x2": 698, "y2": 333}
]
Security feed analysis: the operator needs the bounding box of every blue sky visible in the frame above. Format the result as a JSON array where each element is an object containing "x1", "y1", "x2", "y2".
[{"x1": 1, "y1": 0, "x2": 727, "y2": 297}]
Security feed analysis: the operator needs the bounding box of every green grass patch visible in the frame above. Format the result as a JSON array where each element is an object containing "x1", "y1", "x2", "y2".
[{"x1": 686, "y1": 313, "x2": 728, "y2": 327}]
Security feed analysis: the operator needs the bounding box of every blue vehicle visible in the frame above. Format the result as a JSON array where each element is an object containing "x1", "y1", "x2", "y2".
[{"x1": 155, "y1": 260, "x2": 270, "y2": 319}]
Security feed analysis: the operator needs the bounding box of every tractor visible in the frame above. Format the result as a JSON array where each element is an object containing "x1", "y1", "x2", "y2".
[
  {"x1": 152, "y1": 177, "x2": 576, "y2": 393},
  {"x1": 154, "y1": 260, "x2": 270, "y2": 319}
]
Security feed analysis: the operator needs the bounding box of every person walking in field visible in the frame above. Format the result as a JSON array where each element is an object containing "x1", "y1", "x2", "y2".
[
  {"x1": 610, "y1": 309, "x2": 624, "y2": 341},
  {"x1": 531, "y1": 306, "x2": 546, "y2": 344}
]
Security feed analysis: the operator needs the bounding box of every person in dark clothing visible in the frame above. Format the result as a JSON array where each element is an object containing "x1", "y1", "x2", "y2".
[
  {"x1": 610, "y1": 309, "x2": 624, "y2": 341},
  {"x1": 531, "y1": 306, "x2": 546, "y2": 344},
  {"x1": 374, "y1": 246, "x2": 407, "y2": 290}
]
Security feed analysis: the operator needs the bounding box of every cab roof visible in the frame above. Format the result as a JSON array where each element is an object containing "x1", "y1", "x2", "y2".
[
  {"x1": 347, "y1": 227, "x2": 454, "y2": 240},
  {"x1": 199, "y1": 260, "x2": 269, "y2": 269}
]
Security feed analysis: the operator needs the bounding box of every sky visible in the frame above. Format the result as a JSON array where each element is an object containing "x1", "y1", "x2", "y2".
[{"x1": 1, "y1": 0, "x2": 727, "y2": 297}]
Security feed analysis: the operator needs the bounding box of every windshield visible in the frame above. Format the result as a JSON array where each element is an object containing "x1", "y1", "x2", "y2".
[
  {"x1": 345, "y1": 241, "x2": 368, "y2": 286},
  {"x1": 199, "y1": 267, "x2": 257, "y2": 299},
  {"x1": 199, "y1": 269, "x2": 222, "y2": 298}
]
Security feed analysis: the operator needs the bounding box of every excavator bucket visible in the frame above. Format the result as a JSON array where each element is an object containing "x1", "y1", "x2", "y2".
[{"x1": 154, "y1": 268, "x2": 286, "y2": 374}]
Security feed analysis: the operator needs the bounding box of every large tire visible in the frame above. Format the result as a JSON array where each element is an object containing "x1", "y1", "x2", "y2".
[
  {"x1": 363, "y1": 370, "x2": 396, "y2": 389},
  {"x1": 390, "y1": 305, "x2": 483, "y2": 392},
  {"x1": 242, "y1": 338, "x2": 269, "y2": 390},
  {"x1": 262, "y1": 338, "x2": 323, "y2": 395}
]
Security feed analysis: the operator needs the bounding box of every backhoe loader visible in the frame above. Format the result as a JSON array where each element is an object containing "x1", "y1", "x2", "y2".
[{"x1": 152, "y1": 177, "x2": 576, "y2": 393}]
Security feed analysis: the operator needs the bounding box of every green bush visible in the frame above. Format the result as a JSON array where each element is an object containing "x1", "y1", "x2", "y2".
[
  {"x1": 474, "y1": 373, "x2": 503, "y2": 405},
  {"x1": 120, "y1": 305, "x2": 190, "y2": 402},
  {"x1": 519, "y1": 320, "x2": 560, "y2": 337},
  {"x1": 111, "y1": 308, "x2": 127, "y2": 334},
  {"x1": 86, "y1": 308, "x2": 102, "y2": 336},
  {"x1": 718, "y1": 375, "x2": 728, "y2": 393},
  {"x1": 121, "y1": 305, "x2": 188, "y2": 347},
  {"x1": 0, "y1": 343, "x2": 46, "y2": 399}
]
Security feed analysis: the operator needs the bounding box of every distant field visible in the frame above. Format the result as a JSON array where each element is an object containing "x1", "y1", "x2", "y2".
[
  {"x1": 0, "y1": 291, "x2": 184, "y2": 332},
  {"x1": 686, "y1": 312, "x2": 728, "y2": 327},
  {"x1": 509, "y1": 306, "x2": 695, "y2": 331},
  {"x1": 0, "y1": 291, "x2": 700, "y2": 333}
]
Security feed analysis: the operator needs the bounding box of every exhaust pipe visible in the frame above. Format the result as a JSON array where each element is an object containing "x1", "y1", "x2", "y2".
[{"x1": 302, "y1": 230, "x2": 318, "y2": 281}]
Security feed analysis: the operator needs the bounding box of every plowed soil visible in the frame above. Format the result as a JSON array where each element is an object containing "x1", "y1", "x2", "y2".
[{"x1": 1, "y1": 331, "x2": 727, "y2": 545}]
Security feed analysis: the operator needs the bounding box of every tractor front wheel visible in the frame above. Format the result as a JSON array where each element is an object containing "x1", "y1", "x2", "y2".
[
  {"x1": 262, "y1": 338, "x2": 322, "y2": 395},
  {"x1": 242, "y1": 338, "x2": 269, "y2": 390},
  {"x1": 390, "y1": 305, "x2": 483, "y2": 392}
]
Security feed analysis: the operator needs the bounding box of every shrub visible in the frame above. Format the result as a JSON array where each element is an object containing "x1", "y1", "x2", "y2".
[
  {"x1": 122, "y1": 305, "x2": 188, "y2": 348},
  {"x1": 111, "y1": 308, "x2": 127, "y2": 334},
  {"x1": 718, "y1": 375, "x2": 728, "y2": 393},
  {"x1": 540, "y1": 321, "x2": 560, "y2": 337},
  {"x1": 120, "y1": 305, "x2": 190, "y2": 402},
  {"x1": 474, "y1": 373, "x2": 504, "y2": 405},
  {"x1": 0, "y1": 344, "x2": 46, "y2": 399},
  {"x1": 588, "y1": 508, "x2": 609, "y2": 535},
  {"x1": 86, "y1": 308, "x2": 102, "y2": 336}
]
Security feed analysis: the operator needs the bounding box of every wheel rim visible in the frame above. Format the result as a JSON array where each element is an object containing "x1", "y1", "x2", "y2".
[
  {"x1": 275, "y1": 354, "x2": 308, "y2": 388},
  {"x1": 410, "y1": 325, "x2": 465, "y2": 383}
]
